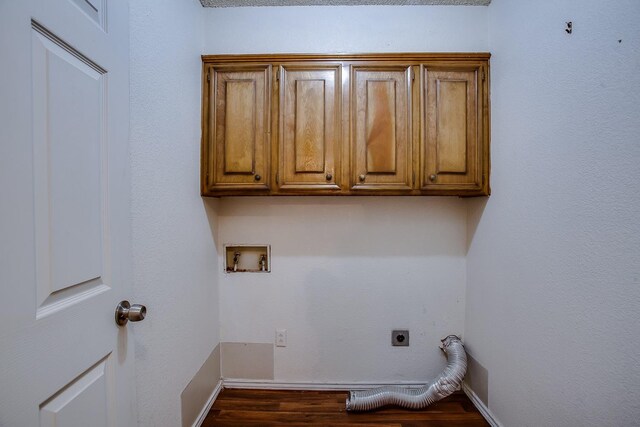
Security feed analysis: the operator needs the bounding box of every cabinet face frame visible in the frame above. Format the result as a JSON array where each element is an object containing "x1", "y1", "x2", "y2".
[
  {"x1": 201, "y1": 63, "x2": 271, "y2": 195},
  {"x1": 276, "y1": 63, "x2": 342, "y2": 192}
]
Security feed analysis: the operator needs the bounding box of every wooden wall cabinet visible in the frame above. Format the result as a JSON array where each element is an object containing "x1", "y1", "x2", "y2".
[{"x1": 201, "y1": 54, "x2": 490, "y2": 197}]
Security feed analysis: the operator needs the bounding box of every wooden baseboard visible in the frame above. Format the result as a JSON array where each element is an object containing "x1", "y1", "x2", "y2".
[
  {"x1": 222, "y1": 379, "x2": 428, "y2": 391},
  {"x1": 193, "y1": 380, "x2": 223, "y2": 427},
  {"x1": 462, "y1": 383, "x2": 502, "y2": 427}
]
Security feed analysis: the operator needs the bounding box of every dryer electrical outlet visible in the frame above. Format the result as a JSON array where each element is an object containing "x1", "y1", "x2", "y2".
[{"x1": 392, "y1": 330, "x2": 409, "y2": 346}]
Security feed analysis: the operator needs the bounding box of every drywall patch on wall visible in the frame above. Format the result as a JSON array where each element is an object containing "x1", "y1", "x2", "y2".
[
  {"x1": 203, "y1": 5, "x2": 488, "y2": 53},
  {"x1": 466, "y1": 0, "x2": 640, "y2": 426},
  {"x1": 181, "y1": 344, "x2": 221, "y2": 427},
  {"x1": 464, "y1": 353, "x2": 488, "y2": 407},
  {"x1": 221, "y1": 342, "x2": 275, "y2": 380},
  {"x1": 130, "y1": 0, "x2": 220, "y2": 426}
]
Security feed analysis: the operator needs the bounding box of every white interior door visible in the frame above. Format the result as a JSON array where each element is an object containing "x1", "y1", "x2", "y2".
[{"x1": 0, "y1": 1, "x2": 137, "y2": 426}]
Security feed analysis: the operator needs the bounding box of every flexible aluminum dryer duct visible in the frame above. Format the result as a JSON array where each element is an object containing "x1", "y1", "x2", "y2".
[{"x1": 345, "y1": 335, "x2": 467, "y2": 411}]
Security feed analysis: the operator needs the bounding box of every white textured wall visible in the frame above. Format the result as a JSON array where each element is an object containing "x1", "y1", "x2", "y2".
[
  {"x1": 130, "y1": 0, "x2": 220, "y2": 425},
  {"x1": 205, "y1": 6, "x2": 488, "y2": 383},
  {"x1": 203, "y1": 5, "x2": 488, "y2": 53},
  {"x1": 204, "y1": 6, "x2": 487, "y2": 382},
  {"x1": 219, "y1": 198, "x2": 467, "y2": 382},
  {"x1": 466, "y1": 0, "x2": 640, "y2": 425}
]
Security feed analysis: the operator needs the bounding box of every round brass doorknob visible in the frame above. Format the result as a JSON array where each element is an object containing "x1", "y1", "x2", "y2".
[
  {"x1": 359, "y1": 174, "x2": 366, "y2": 182},
  {"x1": 429, "y1": 174, "x2": 437, "y2": 182},
  {"x1": 254, "y1": 174, "x2": 261, "y2": 181},
  {"x1": 115, "y1": 301, "x2": 147, "y2": 326},
  {"x1": 326, "y1": 173, "x2": 332, "y2": 181}
]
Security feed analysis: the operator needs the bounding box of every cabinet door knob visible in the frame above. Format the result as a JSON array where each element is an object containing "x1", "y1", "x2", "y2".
[
  {"x1": 326, "y1": 173, "x2": 333, "y2": 181},
  {"x1": 429, "y1": 174, "x2": 437, "y2": 182},
  {"x1": 359, "y1": 174, "x2": 366, "y2": 182},
  {"x1": 254, "y1": 174, "x2": 261, "y2": 181}
]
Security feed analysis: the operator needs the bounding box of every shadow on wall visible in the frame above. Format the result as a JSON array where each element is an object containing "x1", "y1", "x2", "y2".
[
  {"x1": 466, "y1": 196, "x2": 488, "y2": 255},
  {"x1": 216, "y1": 196, "x2": 468, "y2": 258},
  {"x1": 203, "y1": 197, "x2": 220, "y2": 249}
]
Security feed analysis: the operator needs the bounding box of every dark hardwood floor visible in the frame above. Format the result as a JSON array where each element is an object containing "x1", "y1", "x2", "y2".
[{"x1": 202, "y1": 388, "x2": 489, "y2": 426}]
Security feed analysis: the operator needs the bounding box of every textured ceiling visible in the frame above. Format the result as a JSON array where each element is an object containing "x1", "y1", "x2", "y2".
[{"x1": 200, "y1": 0, "x2": 491, "y2": 7}]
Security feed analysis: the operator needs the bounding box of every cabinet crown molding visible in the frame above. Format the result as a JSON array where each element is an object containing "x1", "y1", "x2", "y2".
[{"x1": 202, "y1": 52, "x2": 491, "y2": 63}]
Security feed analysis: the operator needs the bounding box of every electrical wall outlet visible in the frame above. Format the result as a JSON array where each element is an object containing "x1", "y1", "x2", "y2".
[
  {"x1": 392, "y1": 330, "x2": 409, "y2": 346},
  {"x1": 275, "y1": 329, "x2": 287, "y2": 347}
]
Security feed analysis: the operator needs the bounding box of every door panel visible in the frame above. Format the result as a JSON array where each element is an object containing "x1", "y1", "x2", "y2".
[
  {"x1": 68, "y1": 0, "x2": 106, "y2": 30},
  {"x1": 39, "y1": 355, "x2": 112, "y2": 427},
  {"x1": 351, "y1": 66, "x2": 412, "y2": 191},
  {"x1": 435, "y1": 80, "x2": 468, "y2": 173},
  {"x1": 224, "y1": 80, "x2": 257, "y2": 174},
  {"x1": 32, "y1": 23, "x2": 109, "y2": 318},
  {"x1": 365, "y1": 79, "x2": 397, "y2": 173},
  {"x1": 294, "y1": 79, "x2": 325, "y2": 172},
  {"x1": 422, "y1": 66, "x2": 482, "y2": 192},
  {"x1": 279, "y1": 64, "x2": 341, "y2": 191},
  {"x1": 0, "y1": 1, "x2": 135, "y2": 425}
]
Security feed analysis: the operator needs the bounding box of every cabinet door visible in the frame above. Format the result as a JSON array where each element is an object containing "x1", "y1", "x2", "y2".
[
  {"x1": 351, "y1": 66, "x2": 413, "y2": 192},
  {"x1": 202, "y1": 65, "x2": 271, "y2": 194},
  {"x1": 422, "y1": 65, "x2": 487, "y2": 195},
  {"x1": 278, "y1": 64, "x2": 341, "y2": 191}
]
